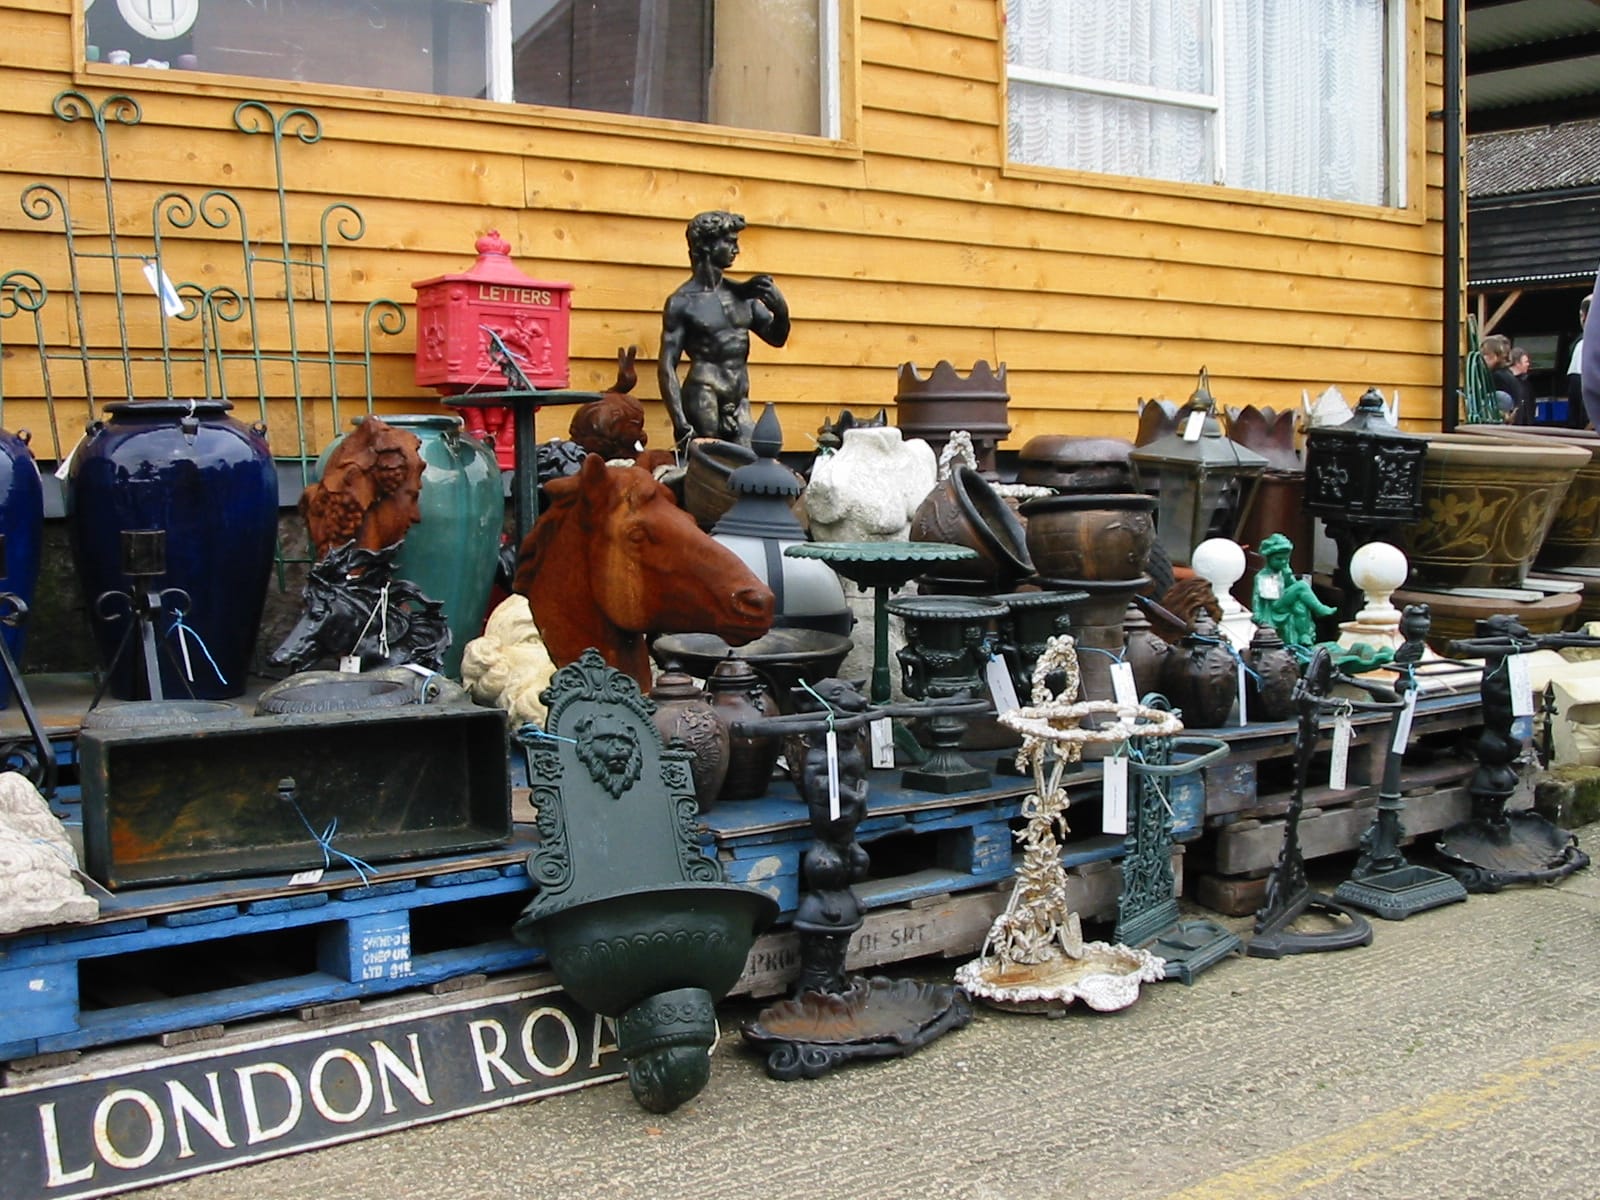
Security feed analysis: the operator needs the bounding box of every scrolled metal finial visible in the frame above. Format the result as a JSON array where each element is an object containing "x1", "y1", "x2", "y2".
[
  {"x1": 233, "y1": 100, "x2": 324, "y2": 146},
  {"x1": 321, "y1": 202, "x2": 366, "y2": 248},
  {"x1": 19, "y1": 182, "x2": 67, "y2": 226},
  {"x1": 0, "y1": 270, "x2": 47, "y2": 318},
  {"x1": 52, "y1": 90, "x2": 142, "y2": 130},
  {"x1": 1029, "y1": 634, "x2": 1080, "y2": 706},
  {"x1": 364, "y1": 298, "x2": 407, "y2": 342},
  {"x1": 196, "y1": 189, "x2": 248, "y2": 234}
]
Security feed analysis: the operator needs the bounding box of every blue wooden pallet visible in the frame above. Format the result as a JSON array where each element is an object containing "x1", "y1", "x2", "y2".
[
  {"x1": 2, "y1": 751, "x2": 1208, "y2": 1064},
  {"x1": 0, "y1": 835, "x2": 544, "y2": 1062},
  {"x1": 700, "y1": 761, "x2": 1204, "y2": 916}
]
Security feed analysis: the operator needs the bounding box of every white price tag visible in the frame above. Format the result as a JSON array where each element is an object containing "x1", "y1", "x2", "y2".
[
  {"x1": 1110, "y1": 660, "x2": 1139, "y2": 707},
  {"x1": 1392, "y1": 690, "x2": 1418, "y2": 753},
  {"x1": 1257, "y1": 575, "x2": 1282, "y2": 600},
  {"x1": 1507, "y1": 654, "x2": 1535, "y2": 718},
  {"x1": 1182, "y1": 410, "x2": 1206, "y2": 442},
  {"x1": 869, "y1": 717, "x2": 895, "y2": 769},
  {"x1": 984, "y1": 655, "x2": 1021, "y2": 717},
  {"x1": 339, "y1": 655, "x2": 362, "y2": 674},
  {"x1": 825, "y1": 729, "x2": 841, "y2": 821},
  {"x1": 1102, "y1": 754, "x2": 1129, "y2": 836},
  {"x1": 142, "y1": 258, "x2": 184, "y2": 317},
  {"x1": 1329, "y1": 715, "x2": 1352, "y2": 790},
  {"x1": 288, "y1": 868, "x2": 325, "y2": 886},
  {"x1": 1236, "y1": 659, "x2": 1248, "y2": 726}
]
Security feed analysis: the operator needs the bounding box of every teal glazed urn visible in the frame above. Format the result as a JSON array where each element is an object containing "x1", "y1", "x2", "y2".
[{"x1": 318, "y1": 414, "x2": 502, "y2": 676}]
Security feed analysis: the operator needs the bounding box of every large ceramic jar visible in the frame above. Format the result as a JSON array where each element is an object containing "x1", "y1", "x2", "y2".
[
  {"x1": 68, "y1": 399, "x2": 277, "y2": 700},
  {"x1": 318, "y1": 414, "x2": 502, "y2": 677},
  {"x1": 1393, "y1": 432, "x2": 1589, "y2": 589},
  {"x1": 0, "y1": 428, "x2": 43, "y2": 706},
  {"x1": 1020, "y1": 493, "x2": 1156, "y2": 581}
]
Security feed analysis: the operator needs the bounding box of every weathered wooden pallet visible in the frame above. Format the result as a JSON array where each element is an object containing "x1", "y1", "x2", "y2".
[{"x1": 700, "y1": 763, "x2": 1205, "y2": 917}]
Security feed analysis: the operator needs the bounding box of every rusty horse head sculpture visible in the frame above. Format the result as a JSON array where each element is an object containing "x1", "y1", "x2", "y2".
[{"x1": 513, "y1": 455, "x2": 774, "y2": 688}]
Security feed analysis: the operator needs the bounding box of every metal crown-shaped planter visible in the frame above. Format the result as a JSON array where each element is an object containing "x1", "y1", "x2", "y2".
[{"x1": 511, "y1": 650, "x2": 778, "y2": 1113}]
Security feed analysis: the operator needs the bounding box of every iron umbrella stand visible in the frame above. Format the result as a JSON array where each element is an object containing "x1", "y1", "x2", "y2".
[
  {"x1": 1433, "y1": 618, "x2": 1599, "y2": 892},
  {"x1": 1247, "y1": 648, "x2": 1377, "y2": 959},
  {"x1": 735, "y1": 685, "x2": 979, "y2": 1080},
  {"x1": 1115, "y1": 708, "x2": 1237, "y2": 983},
  {"x1": 1334, "y1": 604, "x2": 1468, "y2": 919}
]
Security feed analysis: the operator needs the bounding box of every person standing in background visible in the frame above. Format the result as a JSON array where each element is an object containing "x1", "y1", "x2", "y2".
[
  {"x1": 1571, "y1": 294, "x2": 1592, "y2": 428},
  {"x1": 1508, "y1": 345, "x2": 1534, "y2": 424},
  {"x1": 1583, "y1": 272, "x2": 1600, "y2": 430}
]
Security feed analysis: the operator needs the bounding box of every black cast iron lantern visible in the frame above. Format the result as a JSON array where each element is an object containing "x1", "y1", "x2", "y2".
[
  {"x1": 1131, "y1": 369, "x2": 1267, "y2": 569},
  {"x1": 1303, "y1": 387, "x2": 1427, "y2": 617}
]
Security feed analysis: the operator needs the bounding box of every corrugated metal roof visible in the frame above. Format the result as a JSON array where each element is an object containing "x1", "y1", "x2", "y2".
[
  {"x1": 1469, "y1": 118, "x2": 1600, "y2": 195},
  {"x1": 1469, "y1": 0, "x2": 1600, "y2": 50}
]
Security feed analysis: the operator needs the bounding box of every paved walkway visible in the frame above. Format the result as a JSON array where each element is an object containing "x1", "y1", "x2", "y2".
[{"x1": 136, "y1": 835, "x2": 1600, "y2": 1200}]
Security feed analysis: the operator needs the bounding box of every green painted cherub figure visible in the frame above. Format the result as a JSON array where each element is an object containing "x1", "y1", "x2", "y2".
[{"x1": 1250, "y1": 532, "x2": 1337, "y2": 647}]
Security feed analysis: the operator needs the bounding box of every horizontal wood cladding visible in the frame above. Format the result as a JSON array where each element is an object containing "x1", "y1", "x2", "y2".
[{"x1": 0, "y1": 2, "x2": 1450, "y2": 445}]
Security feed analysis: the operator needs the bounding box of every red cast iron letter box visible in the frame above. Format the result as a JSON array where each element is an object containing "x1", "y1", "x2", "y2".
[{"x1": 412, "y1": 230, "x2": 574, "y2": 394}]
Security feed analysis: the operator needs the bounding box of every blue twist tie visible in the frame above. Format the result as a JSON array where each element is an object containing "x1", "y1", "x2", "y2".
[
  {"x1": 282, "y1": 798, "x2": 376, "y2": 886},
  {"x1": 167, "y1": 612, "x2": 229, "y2": 686},
  {"x1": 517, "y1": 724, "x2": 579, "y2": 745}
]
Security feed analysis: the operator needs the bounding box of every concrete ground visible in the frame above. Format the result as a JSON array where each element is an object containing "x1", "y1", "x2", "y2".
[{"x1": 133, "y1": 835, "x2": 1600, "y2": 1200}]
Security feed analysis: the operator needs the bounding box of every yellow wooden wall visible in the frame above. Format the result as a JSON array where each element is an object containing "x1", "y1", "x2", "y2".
[{"x1": 0, "y1": 0, "x2": 1452, "y2": 461}]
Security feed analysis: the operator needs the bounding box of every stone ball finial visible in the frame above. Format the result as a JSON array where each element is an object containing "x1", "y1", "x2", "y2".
[
  {"x1": 1192, "y1": 537, "x2": 1246, "y2": 598},
  {"x1": 1350, "y1": 541, "x2": 1408, "y2": 620}
]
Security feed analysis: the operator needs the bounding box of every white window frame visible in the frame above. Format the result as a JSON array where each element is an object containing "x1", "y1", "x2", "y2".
[
  {"x1": 482, "y1": 0, "x2": 841, "y2": 139},
  {"x1": 1005, "y1": 0, "x2": 1405, "y2": 207}
]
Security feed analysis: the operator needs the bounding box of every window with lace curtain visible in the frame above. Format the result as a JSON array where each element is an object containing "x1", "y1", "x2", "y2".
[{"x1": 1004, "y1": 0, "x2": 1400, "y2": 207}]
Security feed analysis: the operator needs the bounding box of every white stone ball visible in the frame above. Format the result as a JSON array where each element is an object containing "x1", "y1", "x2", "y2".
[
  {"x1": 1192, "y1": 537, "x2": 1247, "y2": 590},
  {"x1": 1350, "y1": 541, "x2": 1408, "y2": 597}
]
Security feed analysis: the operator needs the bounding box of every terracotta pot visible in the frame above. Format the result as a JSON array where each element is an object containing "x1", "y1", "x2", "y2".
[
  {"x1": 1456, "y1": 425, "x2": 1600, "y2": 571},
  {"x1": 705, "y1": 656, "x2": 783, "y2": 803},
  {"x1": 894, "y1": 360, "x2": 1010, "y2": 476},
  {"x1": 683, "y1": 437, "x2": 807, "y2": 532},
  {"x1": 1234, "y1": 471, "x2": 1312, "y2": 585},
  {"x1": 1021, "y1": 493, "x2": 1155, "y2": 581},
  {"x1": 1242, "y1": 623, "x2": 1299, "y2": 722},
  {"x1": 1393, "y1": 433, "x2": 1589, "y2": 589},
  {"x1": 909, "y1": 467, "x2": 1033, "y2": 587},
  {"x1": 1162, "y1": 612, "x2": 1237, "y2": 729},
  {"x1": 1016, "y1": 436, "x2": 1137, "y2": 492},
  {"x1": 649, "y1": 665, "x2": 730, "y2": 810},
  {"x1": 1122, "y1": 605, "x2": 1173, "y2": 701}
]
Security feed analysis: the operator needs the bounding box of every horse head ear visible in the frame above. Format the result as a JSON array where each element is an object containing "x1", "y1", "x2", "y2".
[{"x1": 579, "y1": 452, "x2": 609, "y2": 489}]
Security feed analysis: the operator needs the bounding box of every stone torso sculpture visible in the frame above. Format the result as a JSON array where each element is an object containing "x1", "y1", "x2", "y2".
[
  {"x1": 512, "y1": 454, "x2": 775, "y2": 688},
  {"x1": 658, "y1": 211, "x2": 790, "y2": 447}
]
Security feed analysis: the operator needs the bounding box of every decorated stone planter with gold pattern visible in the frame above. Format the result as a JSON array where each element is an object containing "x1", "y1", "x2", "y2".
[
  {"x1": 1393, "y1": 433, "x2": 1589, "y2": 589},
  {"x1": 1456, "y1": 425, "x2": 1600, "y2": 571}
]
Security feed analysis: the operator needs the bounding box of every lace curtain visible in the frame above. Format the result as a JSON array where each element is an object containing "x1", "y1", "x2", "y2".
[{"x1": 1006, "y1": 0, "x2": 1389, "y2": 205}]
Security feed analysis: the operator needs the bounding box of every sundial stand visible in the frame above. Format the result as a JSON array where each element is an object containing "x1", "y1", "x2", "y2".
[
  {"x1": 1247, "y1": 649, "x2": 1376, "y2": 959},
  {"x1": 1115, "y1": 702, "x2": 1237, "y2": 983}
]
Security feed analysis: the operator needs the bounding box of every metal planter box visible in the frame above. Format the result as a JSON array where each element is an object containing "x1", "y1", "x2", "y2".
[{"x1": 80, "y1": 705, "x2": 511, "y2": 889}]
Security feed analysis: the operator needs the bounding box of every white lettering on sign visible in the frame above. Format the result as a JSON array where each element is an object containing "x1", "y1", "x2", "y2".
[
  {"x1": 23, "y1": 997, "x2": 605, "y2": 1196},
  {"x1": 236, "y1": 1063, "x2": 303, "y2": 1145},
  {"x1": 93, "y1": 1089, "x2": 165, "y2": 1171},
  {"x1": 167, "y1": 1074, "x2": 235, "y2": 1158},
  {"x1": 308, "y1": 1050, "x2": 375, "y2": 1125}
]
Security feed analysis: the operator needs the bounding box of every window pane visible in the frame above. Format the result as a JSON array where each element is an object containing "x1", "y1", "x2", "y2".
[
  {"x1": 87, "y1": 1, "x2": 490, "y2": 99},
  {"x1": 1006, "y1": 0, "x2": 1210, "y2": 95},
  {"x1": 1008, "y1": 81, "x2": 1212, "y2": 185},
  {"x1": 1222, "y1": 0, "x2": 1387, "y2": 204},
  {"x1": 512, "y1": 0, "x2": 823, "y2": 135}
]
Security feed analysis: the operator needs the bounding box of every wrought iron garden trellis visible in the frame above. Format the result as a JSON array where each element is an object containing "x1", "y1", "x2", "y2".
[{"x1": 0, "y1": 90, "x2": 408, "y2": 577}]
